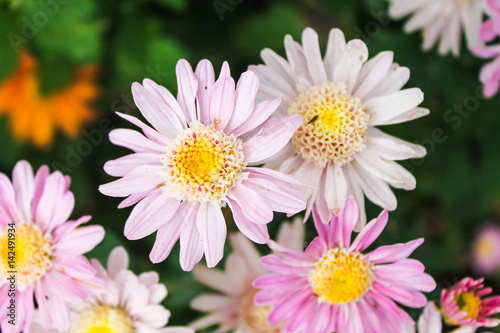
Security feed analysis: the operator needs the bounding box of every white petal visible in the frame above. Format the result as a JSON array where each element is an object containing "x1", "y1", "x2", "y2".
[
  {"x1": 353, "y1": 51, "x2": 394, "y2": 100},
  {"x1": 333, "y1": 39, "x2": 368, "y2": 92},
  {"x1": 302, "y1": 27, "x2": 328, "y2": 85},
  {"x1": 365, "y1": 88, "x2": 424, "y2": 126},
  {"x1": 324, "y1": 28, "x2": 346, "y2": 82}
]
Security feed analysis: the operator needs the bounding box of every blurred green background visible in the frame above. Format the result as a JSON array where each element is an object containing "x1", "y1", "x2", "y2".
[{"x1": 0, "y1": 0, "x2": 499, "y2": 331}]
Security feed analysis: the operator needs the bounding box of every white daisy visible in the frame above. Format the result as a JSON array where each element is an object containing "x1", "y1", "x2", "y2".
[
  {"x1": 388, "y1": 0, "x2": 486, "y2": 56},
  {"x1": 250, "y1": 27, "x2": 428, "y2": 229},
  {"x1": 190, "y1": 218, "x2": 304, "y2": 332},
  {"x1": 30, "y1": 247, "x2": 193, "y2": 333}
]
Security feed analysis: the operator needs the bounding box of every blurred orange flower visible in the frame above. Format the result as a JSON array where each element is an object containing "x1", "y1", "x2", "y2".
[{"x1": 0, "y1": 50, "x2": 98, "y2": 148}]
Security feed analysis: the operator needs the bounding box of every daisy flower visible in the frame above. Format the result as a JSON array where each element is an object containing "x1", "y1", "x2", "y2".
[
  {"x1": 0, "y1": 161, "x2": 104, "y2": 333},
  {"x1": 99, "y1": 59, "x2": 306, "y2": 271},
  {"x1": 0, "y1": 50, "x2": 98, "y2": 148},
  {"x1": 251, "y1": 27, "x2": 427, "y2": 228},
  {"x1": 190, "y1": 218, "x2": 304, "y2": 332},
  {"x1": 441, "y1": 277, "x2": 500, "y2": 328},
  {"x1": 30, "y1": 247, "x2": 194, "y2": 333},
  {"x1": 471, "y1": 223, "x2": 500, "y2": 275},
  {"x1": 253, "y1": 197, "x2": 436, "y2": 333},
  {"x1": 388, "y1": 0, "x2": 485, "y2": 56}
]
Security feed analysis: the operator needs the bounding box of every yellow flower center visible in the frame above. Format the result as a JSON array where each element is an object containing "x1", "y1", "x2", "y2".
[
  {"x1": 454, "y1": 292, "x2": 482, "y2": 319},
  {"x1": 71, "y1": 305, "x2": 134, "y2": 333},
  {"x1": 288, "y1": 82, "x2": 369, "y2": 167},
  {"x1": 309, "y1": 248, "x2": 373, "y2": 304},
  {"x1": 162, "y1": 121, "x2": 246, "y2": 204},
  {"x1": 476, "y1": 237, "x2": 495, "y2": 258},
  {"x1": 239, "y1": 289, "x2": 280, "y2": 333},
  {"x1": 0, "y1": 223, "x2": 52, "y2": 288}
]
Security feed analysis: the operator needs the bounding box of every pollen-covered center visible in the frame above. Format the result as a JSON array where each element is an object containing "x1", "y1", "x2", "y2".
[
  {"x1": 162, "y1": 121, "x2": 246, "y2": 204},
  {"x1": 309, "y1": 248, "x2": 373, "y2": 304},
  {"x1": 288, "y1": 82, "x2": 369, "y2": 167},
  {"x1": 454, "y1": 292, "x2": 482, "y2": 320},
  {"x1": 0, "y1": 223, "x2": 52, "y2": 288},
  {"x1": 238, "y1": 289, "x2": 280, "y2": 333},
  {"x1": 72, "y1": 305, "x2": 134, "y2": 333}
]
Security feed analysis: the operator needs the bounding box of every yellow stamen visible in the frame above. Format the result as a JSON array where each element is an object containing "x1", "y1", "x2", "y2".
[
  {"x1": 309, "y1": 248, "x2": 373, "y2": 304},
  {"x1": 71, "y1": 305, "x2": 134, "y2": 333},
  {"x1": 454, "y1": 292, "x2": 482, "y2": 319},
  {"x1": 0, "y1": 223, "x2": 52, "y2": 288},
  {"x1": 288, "y1": 82, "x2": 369, "y2": 167},
  {"x1": 162, "y1": 121, "x2": 246, "y2": 204}
]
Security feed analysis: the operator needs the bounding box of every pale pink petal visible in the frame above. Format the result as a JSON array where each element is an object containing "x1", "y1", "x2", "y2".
[
  {"x1": 365, "y1": 88, "x2": 424, "y2": 126},
  {"x1": 196, "y1": 203, "x2": 227, "y2": 268},
  {"x1": 195, "y1": 59, "x2": 216, "y2": 124},
  {"x1": 99, "y1": 165, "x2": 163, "y2": 198},
  {"x1": 104, "y1": 153, "x2": 162, "y2": 177},
  {"x1": 124, "y1": 191, "x2": 181, "y2": 240},
  {"x1": 116, "y1": 111, "x2": 170, "y2": 146},
  {"x1": 323, "y1": 28, "x2": 346, "y2": 81},
  {"x1": 142, "y1": 79, "x2": 187, "y2": 126},
  {"x1": 227, "y1": 198, "x2": 270, "y2": 244},
  {"x1": 324, "y1": 162, "x2": 347, "y2": 215},
  {"x1": 230, "y1": 98, "x2": 281, "y2": 136},
  {"x1": 353, "y1": 51, "x2": 394, "y2": 100},
  {"x1": 176, "y1": 59, "x2": 198, "y2": 123},
  {"x1": 208, "y1": 76, "x2": 235, "y2": 130},
  {"x1": 109, "y1": 128, "x2": 166, "y2": 154},
  {"x1": 243, "y1": 114, "x2": 302, "y2": 165},
  {"x1": 302, "y1": 27, "x2": 328, "y2": 85},
  {"x1": 228, "y1": 182, "x2": 273, "y2": 224},
  {"x1": 54, "y1": 225, "x2": 104, "y2": 255},
  {"x1": 244, "y1": 176, "x2": 306, "y2": 215},
  {"x1": 149, "y1": 203, "x2": 193, "y2": 263},
  {"x1": 107, "y1": 246, "x2": 129, "y2": 278},
  {"x1": 12, "y1": 161, "x2": 34, "y2": 222},
  {"x1": 132, "y1": 82, "x2": 184, "y2": 138},
  {"x1": 333, "y1": 39, "x2": 369, "y2": 92},
  {"x1": 225, "y1": 71, "x2": 260, "y2": 132},
  {"x1": 284, "y1": 35, "x2": 314, "y2": 89}
]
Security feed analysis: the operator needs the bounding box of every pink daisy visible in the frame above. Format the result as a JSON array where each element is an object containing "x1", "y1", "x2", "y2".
[
  {"x1": 251, "y1": 27, "x2": 427, "y2": 229},
  {"x1": 441, "y1": 277, "x2": 500, "y2": 328},
  {"x1": 0, "y1": 161, "x2": 105, "y2": 333},
  {"x1": 99, "y1": 59, "x2": 306, "y2": 271},
  {"x1": 190, "y1": 218, "x2": 304, "y2": 332},
  {"x1": 471, "y1": 223, "x2": 500, "y2": 275},
  {"x1": 253, "y1": 197, "x2": 436, "y2": 333},
  {"x1": 30, "y1": 246, "x2": 194, "y2": 333}
]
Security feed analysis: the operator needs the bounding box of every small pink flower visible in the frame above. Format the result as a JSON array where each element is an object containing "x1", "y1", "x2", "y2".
[
  {"x1": 253, "y1": 197, "x2": 436, "y2": 333},
  {"x1": 0, "y1": 161, "x2": 105, "y2": 333},
  {"x1": 471, "y1": 223, "x2": 500, "y2": 275},
  {"x1": 99, "y1": 59, "x2": 306, "y2": 271},
  {"x1": 441, "y1": 277, "x2": 500, "y2": 328}
]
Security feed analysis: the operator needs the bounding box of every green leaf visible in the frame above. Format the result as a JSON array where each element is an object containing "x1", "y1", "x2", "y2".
[
  {"x1": 154, "y1": 0, "x2": 187, "y2": 12},
  {"x1": 22, "y1": 0, "x2": 104, "y2": 64},
  {"x1": 0, "y1": 9, "x2": 21, "y2": 81}
]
